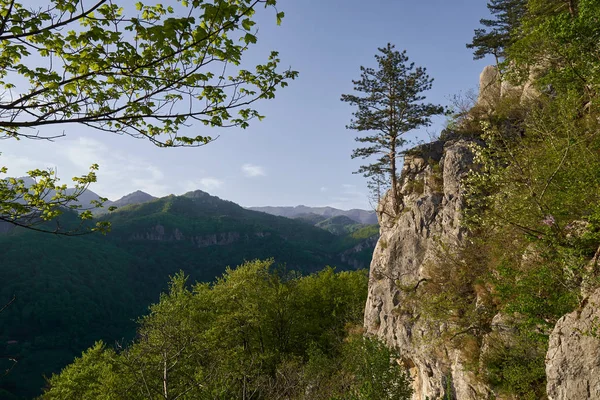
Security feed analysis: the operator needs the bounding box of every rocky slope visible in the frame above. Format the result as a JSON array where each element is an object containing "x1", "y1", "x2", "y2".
[
  {"x1": 363, "y1": 137, "x2": 492, "y2": 399},
  {"x1": 363, "y1": 65, "x2": 600, "y2": 399},
  {"x1": 546, "y1": 287, "x2": 600, "y2": 400}
]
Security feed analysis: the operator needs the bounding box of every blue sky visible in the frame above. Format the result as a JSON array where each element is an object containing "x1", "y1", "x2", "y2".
[{"x1": 1, "y1": 0, "x2": 492, "y2": 210}]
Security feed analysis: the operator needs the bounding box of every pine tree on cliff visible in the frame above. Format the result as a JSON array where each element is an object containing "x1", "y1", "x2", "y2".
[
  {"x1": 341, "y1": 44, "x2": 443, "y2": 213},
  {"x1": 467, "y1": 0, "x2": 527, "y2": 65}
]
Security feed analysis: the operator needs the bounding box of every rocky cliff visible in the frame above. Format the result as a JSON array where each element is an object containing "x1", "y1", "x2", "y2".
[
  {"x1": 546, "y1": 288, "x2": 600, "y2": 400},
  {"x1": 364, "y1": 65, "x2": 600, "y2": 399},
  {"x1": 364, "y1": 137, "x2": 492, "y2": 399},
  {"x1": 477, "y1": 64, "x2": 539, "y2": 108}
]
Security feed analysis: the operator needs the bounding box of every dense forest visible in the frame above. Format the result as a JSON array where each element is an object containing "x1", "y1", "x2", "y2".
[
  {"x1": 0, "y1": 191, "x2": 378, "y2": 398},
  {"x1": 40, "y1": 260, "x2": 411, "y2": 399}
]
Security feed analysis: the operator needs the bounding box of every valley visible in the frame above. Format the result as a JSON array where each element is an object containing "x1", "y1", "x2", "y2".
[{"x1": 0, "y1": 190, "x2": 378, "y2": 398}]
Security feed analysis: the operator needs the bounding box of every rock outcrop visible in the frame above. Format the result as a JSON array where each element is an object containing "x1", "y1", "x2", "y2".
[
  {"x1": 546, "y1": 288, "x2": 600, "y2": 400},
  {"x1": 477, "y1": 65, "x2": 540, "y2": 109},
  {"x1": 340, "y1": 234, "x2": 380, "y2": 270},
  {"x1": 477, "y1": 65, "x2": 502, "y2": 108},
  {"x1": 129, "y1": 223, "x2": 257, "y2": 247},
  {"x1": 364, "y1": 138, "x2": 492, "y2": 399}
]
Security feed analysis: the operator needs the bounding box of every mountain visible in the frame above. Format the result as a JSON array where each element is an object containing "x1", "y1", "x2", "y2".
[
  {"x1": 10, "y1": 176, "x2": 105, "y2": 209},
  {"x1": 99, "y1": 190, "x2": 157, "y2": 213},
  {"x1": 65, "y1": 187, "x2": 104, "y2": 209},
  {"x1": 0, "y1": 189, "x2": 377, "y2": 399},
  {"x1": 248, "y1": 205, "x2": 378, "y2": 225},
  {"x1": 292, "y1": 212, "x2": 328, "y2": 225},
  {"x1": 315, "y1": 215, "x2": 366, "y2": 236},
  {"x1": 0, "y1": 178, "x2": 106, "y2": 234}
]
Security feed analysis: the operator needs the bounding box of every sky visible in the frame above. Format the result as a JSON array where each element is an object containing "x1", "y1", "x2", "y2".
[{"x1": 1, "y1": 0, "x2": 493, "y2": 210}]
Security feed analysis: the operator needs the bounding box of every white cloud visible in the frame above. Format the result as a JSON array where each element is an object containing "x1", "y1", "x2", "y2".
[
  {"x1": 2, "y1": 135, "x2": 177, "y2": 200},
  {"x1": 181, "y1": 177, "x2": 224, "y2": 193},
  {"x1": 200, "y1": 177, "x2": 224, "y2": 190},
  {"x1": 241, "y1": 163, "x2": 266, "y2": 177},
  {"x1": 320, "y1": 186, "x2": 328, "y2": 192},
  {"x1": 0, "y1": 153, "x2": 56, "y2": 176},
  {"x1": 52, "y1": 137, "x2": 171, "y2": 199},
  {"x1": 63, "y1": 137, "x2": 108, "y2": 170}
]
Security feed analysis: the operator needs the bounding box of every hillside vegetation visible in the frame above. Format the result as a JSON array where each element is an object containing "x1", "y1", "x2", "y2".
[
  {"x1": 399, "y1": 1, "x2": 600, "y2": 398},
  {"x1": 0, "y1": 191, "x2": 377, "y2": 398},
  {"x1": 42, "y1": 260, "x2": 412, "y2": 400}
]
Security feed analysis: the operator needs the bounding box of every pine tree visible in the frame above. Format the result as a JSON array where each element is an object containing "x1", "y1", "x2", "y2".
[
  {"x1": 467, "y1": 0, "x2": 528, "y2": 65},
  {"x1": 341, "y1": 44, "x2": 443, "y2": 213}
]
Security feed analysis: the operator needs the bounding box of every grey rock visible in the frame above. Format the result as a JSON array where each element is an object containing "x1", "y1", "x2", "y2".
[
  {"x1": 129, "y1": 224, "x2": 242, "y2": 246},
  {"x1": 546, "y1": 288, "x2": 600, "y2": 400},
  {"x1": 364, "y1": 139, "x2": 492, "y2": 399},
  {"x1": 478, "y1": 65, "x2": 501, "y2": 108},
  {"x1": 477, "y1": 64, "x2": 541, "y2": 109}
]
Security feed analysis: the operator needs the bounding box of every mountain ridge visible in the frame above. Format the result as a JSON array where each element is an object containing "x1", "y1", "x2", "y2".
[{"x1": 247, "y1": 205, "x2": 377, "y2": 225}]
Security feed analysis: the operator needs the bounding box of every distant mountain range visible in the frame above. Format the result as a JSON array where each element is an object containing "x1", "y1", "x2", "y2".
[
  {"x1": 248, "y1": 205, "x2": 378, "y2": 225},
  {"x1": 0, "y1": 188, "x2": 378, "y2": 398},
  {"x1": 7, "y1": 178, "x2": 377, "y2": 223}
]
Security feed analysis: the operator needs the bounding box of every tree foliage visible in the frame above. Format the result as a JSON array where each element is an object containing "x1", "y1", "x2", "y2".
[
  {"x1": 341, "y1": 44, "x2": 443, "y2": 212},
  {"x1": 41, "y1": 260, "x2": 412, "y2": 399},
  {"x1": 0, "y1": 0, "x2": 296, "y2": 144},
  {"x1": 0, "y1": 165, "x2": 113, "y2": 233},
  {"x1": 0, "y1": 0, "x2": 297, "y2": 234},
  {"x1": 466, "y1": 0, "x2": 527, "y2": 65},
  {"x1": 507, "y1": 0, "x2": 599, "y2": 103},
  {"x1": 0, "y1": 191, "x2": 378, "y2": 398}
]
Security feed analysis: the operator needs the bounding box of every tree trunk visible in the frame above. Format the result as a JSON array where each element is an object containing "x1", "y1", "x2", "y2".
[
  {"x1": 568, "y1": 0, "x2": 575, "y2": 16},
  {"x1": 163, "y1": 353, "x2": 168, "y2": 399},
  {"x1": 390, "y1": 146, "x2": 398, "y2": 214}
]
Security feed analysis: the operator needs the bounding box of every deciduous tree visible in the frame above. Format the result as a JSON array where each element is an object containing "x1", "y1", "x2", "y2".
[{"x1": 0, "y1": 0, "x2": 297, "y2": 234}]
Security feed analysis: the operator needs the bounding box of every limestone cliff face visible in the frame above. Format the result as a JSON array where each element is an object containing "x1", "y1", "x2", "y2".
[
  {"x1": 362, "y1": 63, "x2": 600, "y2": 399},
  {"x1": 129, "y1": 223, "x2": 269, "y2": 247},
  {"x1": 364, "y1": 139, "x2": 491, "y2": 399},
  {"x1": 546, "y1": 287, "x2": 600, "y2": 400},
  {"x1": 477, "y1": 65, "x2": 540, "y2": 109},
  {"x1": 364, "y1": 64, "x2": 600, "y2": 399}
]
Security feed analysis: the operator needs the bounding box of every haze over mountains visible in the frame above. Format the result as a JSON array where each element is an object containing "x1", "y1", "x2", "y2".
[
  {"x1": 248, "y1": 205, "x2": 378, "y2": 225},
  {"x1": 103, "y1": 191, "x2": 378, "y2": 225},
  {"x1": 46, "y1": 183, "x2": 377, "y2": 225},
  {"x1": 11, "y1": 175, "x2": 377, "y2": 221}
]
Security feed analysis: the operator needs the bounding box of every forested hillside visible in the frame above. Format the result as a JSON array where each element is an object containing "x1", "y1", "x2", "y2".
[
  {"x1": 41, "y1": 261, "x2": 412, "y2": 400},
  {"x1": 0, "y1": 191, "x2": 378, "y2": 398}
]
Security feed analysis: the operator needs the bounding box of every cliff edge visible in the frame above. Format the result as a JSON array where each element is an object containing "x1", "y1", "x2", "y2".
[{"x1": 363, "y1": 138, "x2": 491, "y2": 399}]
